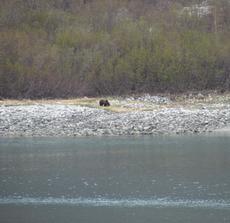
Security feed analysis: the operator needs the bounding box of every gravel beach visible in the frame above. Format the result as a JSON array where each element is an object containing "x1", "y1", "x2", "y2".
[{"x1": 1, "y1": 94, "x2": 230, "y2": 137}]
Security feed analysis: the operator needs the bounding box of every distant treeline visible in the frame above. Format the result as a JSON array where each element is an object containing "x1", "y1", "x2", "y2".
[{"x1": 1, "y1": 0, "x2": 230, "y2": 98}]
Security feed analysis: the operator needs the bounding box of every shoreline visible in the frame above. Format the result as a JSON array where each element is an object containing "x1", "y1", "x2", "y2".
[{"x1": 1, "y1": 93, "x2": 230, "y2": 137}]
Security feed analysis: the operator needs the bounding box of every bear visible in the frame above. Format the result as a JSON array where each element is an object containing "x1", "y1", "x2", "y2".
[{"x1": 99, "y1": 99, "x2": 110, "y2": 107}]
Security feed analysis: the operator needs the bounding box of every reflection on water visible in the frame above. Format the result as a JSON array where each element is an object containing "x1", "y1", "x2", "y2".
[
  {"x1": 1, "y1": 196, "x2": 230, "y2": 209},
  {"x1": 0, "y1": 134, "x2": 230, "y2": 223}
]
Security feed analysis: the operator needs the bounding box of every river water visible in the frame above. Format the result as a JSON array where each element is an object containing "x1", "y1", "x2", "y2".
[{"x1": 0, "y1": 134, "x2": 230, "y2": 223}]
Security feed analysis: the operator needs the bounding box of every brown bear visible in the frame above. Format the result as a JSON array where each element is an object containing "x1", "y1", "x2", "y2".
[{"x1": 99, "y1": 99, "x2": 110, "y2": 107}]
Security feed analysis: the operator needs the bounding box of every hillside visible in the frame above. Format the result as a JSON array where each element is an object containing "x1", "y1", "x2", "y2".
[{"x1": 1, "y1": 0, "x2": 230, "y2": 98}]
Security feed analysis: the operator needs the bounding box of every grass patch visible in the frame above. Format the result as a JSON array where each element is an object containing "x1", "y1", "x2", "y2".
[{"x1": 1, "y1": 92, "x2": 230, "y2": 113}]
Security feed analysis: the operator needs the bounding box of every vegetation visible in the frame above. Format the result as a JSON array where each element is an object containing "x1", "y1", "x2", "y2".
[{"x1": 1, "y1": 0, "x2": 230, "y2": 98}]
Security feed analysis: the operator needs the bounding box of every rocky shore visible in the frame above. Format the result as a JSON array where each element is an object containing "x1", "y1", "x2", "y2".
[{"x1": 1, "y1": 94, "x2": 230, "y2": 137}]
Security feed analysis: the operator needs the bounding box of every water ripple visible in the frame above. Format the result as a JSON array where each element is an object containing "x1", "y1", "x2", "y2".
[{"x1": 0, "y1": 197, "x2": 230, "y2": 209}]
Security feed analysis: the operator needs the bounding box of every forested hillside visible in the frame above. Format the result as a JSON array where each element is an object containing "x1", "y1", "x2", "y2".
[{"x1": 1, "y1": 0, "x2": 230, "y2": 98}]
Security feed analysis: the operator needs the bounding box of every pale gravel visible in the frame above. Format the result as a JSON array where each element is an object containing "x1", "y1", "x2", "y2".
[{"x1": 1, "y1": 103, "x2": 230, "y2": 137}]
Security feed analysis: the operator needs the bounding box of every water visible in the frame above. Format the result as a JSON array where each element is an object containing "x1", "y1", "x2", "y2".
[{"x1": 0, "y1": 134, "x2": 230, "y2": 223}]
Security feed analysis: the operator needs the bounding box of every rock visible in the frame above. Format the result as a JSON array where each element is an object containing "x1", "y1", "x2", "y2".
[
  {"x1": 0, "y1": 99, "x2": 230, "y2": 137},
  {"x1": 197, "y1": 93, "x2": 205, "y2": 100}
]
